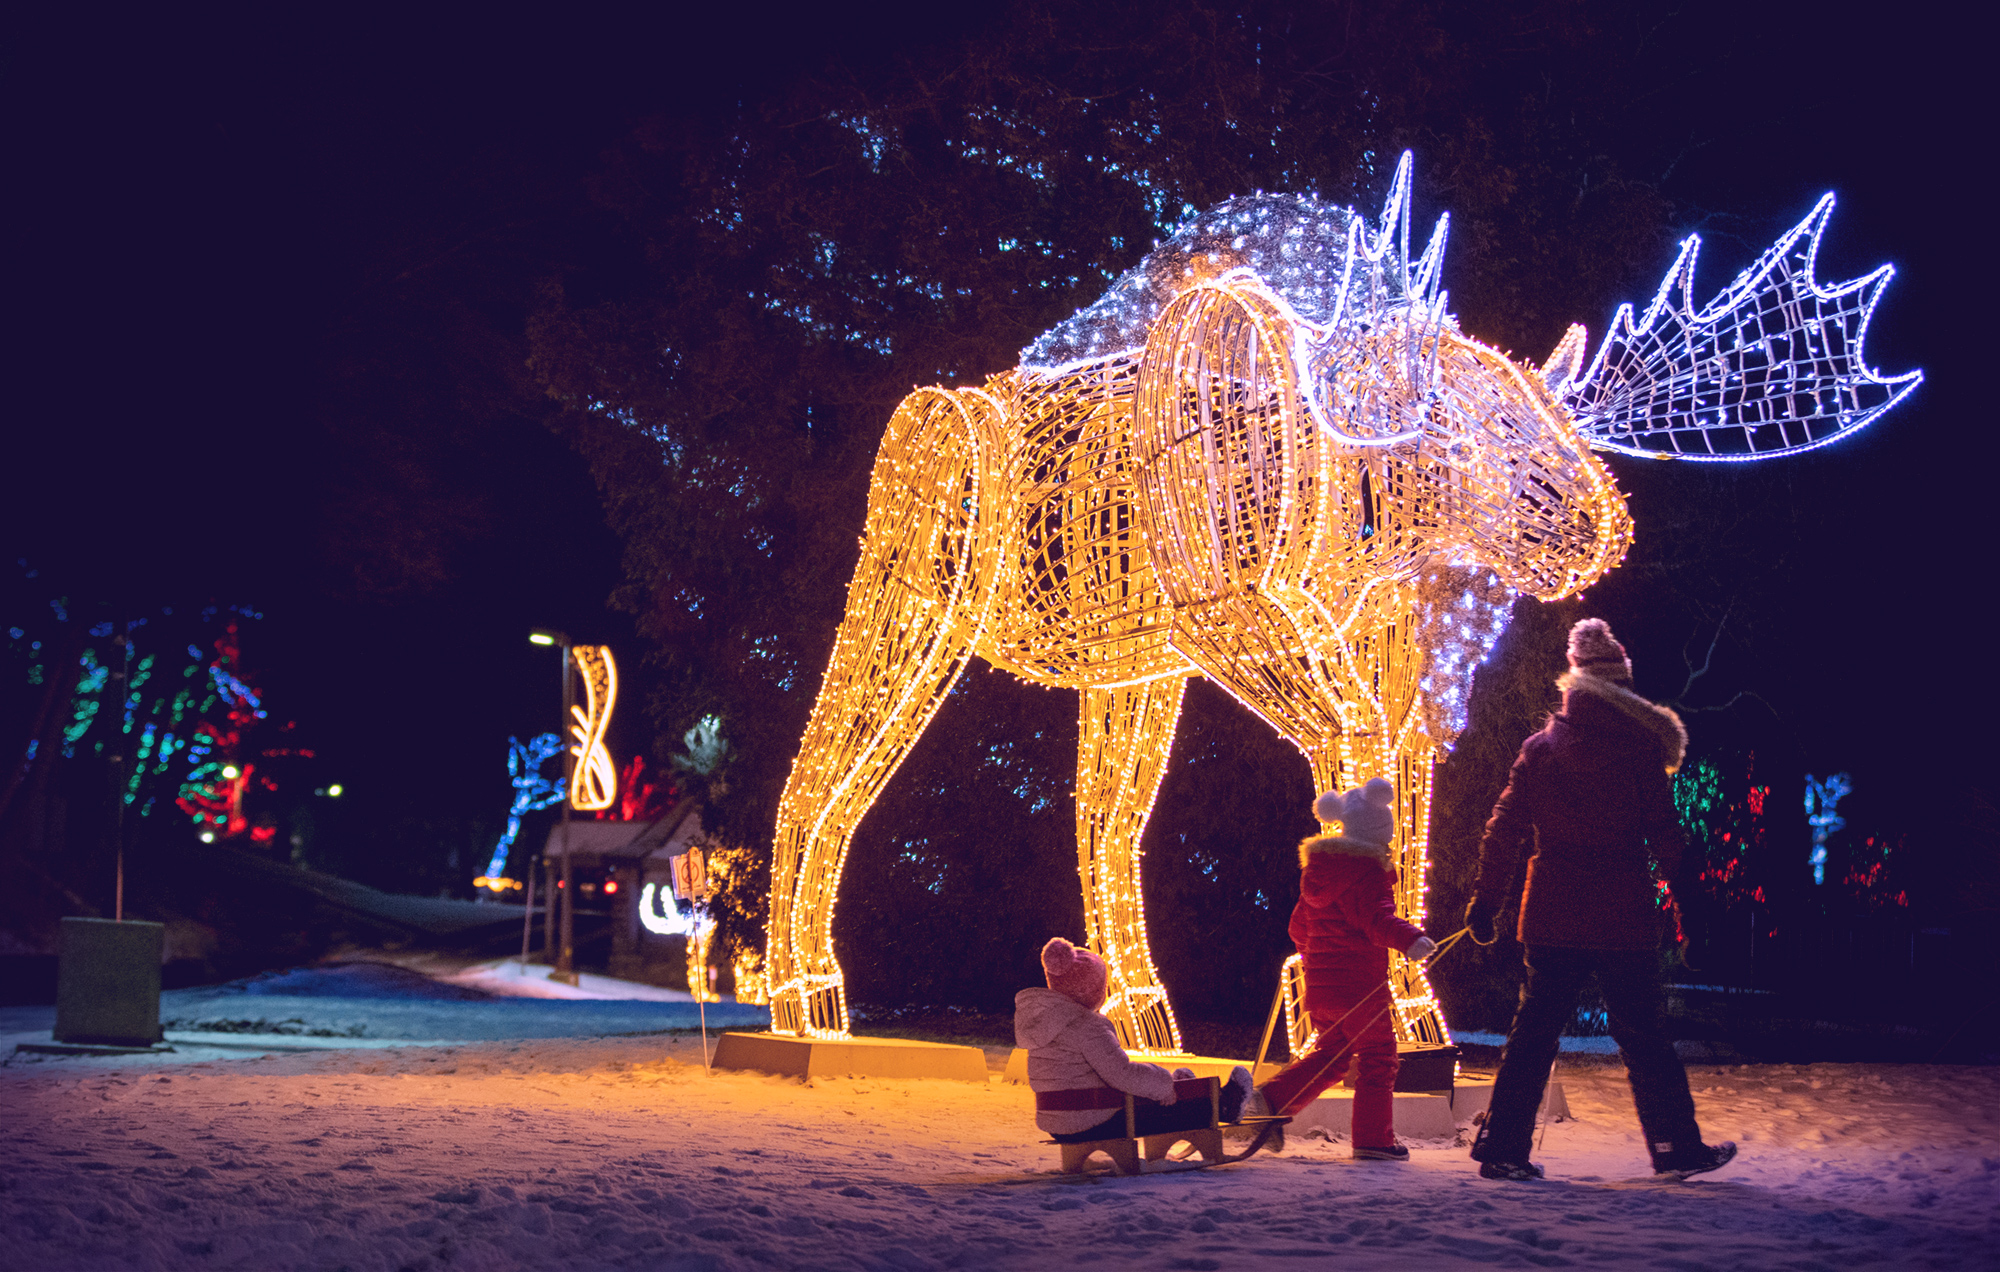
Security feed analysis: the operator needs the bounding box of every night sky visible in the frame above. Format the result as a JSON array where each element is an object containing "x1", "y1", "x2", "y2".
[{"x1": 6, "y1": 6, "x2": 1985, "y2": 890}]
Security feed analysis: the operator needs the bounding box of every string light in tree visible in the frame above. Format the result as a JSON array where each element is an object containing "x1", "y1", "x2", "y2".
[
  {"x1": 174, "y1": 623, "x2": 269, "y2": 839},
  {"x1": 11, "y1": 601, "x2": 298, "y2": 842},
  {"x1": 758, "y1": 153, "x2": 1923, "y2": 1048}
]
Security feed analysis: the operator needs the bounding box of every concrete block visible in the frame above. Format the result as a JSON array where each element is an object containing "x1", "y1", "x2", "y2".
[{"x1": 54, "y1": 917, "x2": 164, "y2": 1047}]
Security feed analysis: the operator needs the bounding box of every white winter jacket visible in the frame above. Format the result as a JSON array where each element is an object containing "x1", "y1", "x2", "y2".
[{"x1": 1013, "y1": 987, "x2": 1178, "y2": 1134}]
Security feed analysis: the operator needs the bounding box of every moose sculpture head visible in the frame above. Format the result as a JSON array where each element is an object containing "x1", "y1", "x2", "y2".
[{"x1": 754, "y1": 154, "x2": 1921, "y2": 1049}]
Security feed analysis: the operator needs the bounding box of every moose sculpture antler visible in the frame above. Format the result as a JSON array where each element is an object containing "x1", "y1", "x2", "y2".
[{"x1": 761, "y1": 154, "x2": 1921, "y2": 1048}]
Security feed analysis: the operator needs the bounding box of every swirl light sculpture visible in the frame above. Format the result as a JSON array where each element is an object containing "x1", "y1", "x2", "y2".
[
  {"x1": 765, "y1": 154, "x2": 1922, "y2": 1046},
  {"x1": 568, "y1": 644, "x2": 618, "y2": 812}
]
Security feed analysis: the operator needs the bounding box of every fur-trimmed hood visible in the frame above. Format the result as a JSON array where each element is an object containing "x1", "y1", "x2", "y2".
[
  {"x1": 1298, "y1": 834, "x2": 1392, "y2": 868},
  {"x1": 1557, "y1": 669, "x2": 1687, "y2": 773}
]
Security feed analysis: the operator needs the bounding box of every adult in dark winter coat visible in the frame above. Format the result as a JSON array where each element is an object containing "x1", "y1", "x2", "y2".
[
  {"x1": 1251, "y1": 779, "x2": 1436, "y2": 1159},
  {"x1": 1465, "y1": 618, "x2": 1736, "y2": 1182}
]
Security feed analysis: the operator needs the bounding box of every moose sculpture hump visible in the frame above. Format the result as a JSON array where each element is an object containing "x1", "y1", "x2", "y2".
[{"x1": 758, "y1": 154, "x2": 1922, "y2": 1048}]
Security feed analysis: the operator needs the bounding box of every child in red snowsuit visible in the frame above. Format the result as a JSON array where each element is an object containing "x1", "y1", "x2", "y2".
[{"x1": 1252, "y1": 778, "x2": 1437, "y2": 1159}]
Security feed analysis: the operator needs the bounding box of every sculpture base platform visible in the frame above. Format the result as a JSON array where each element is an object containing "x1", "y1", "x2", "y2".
[
  {"x1": 1285, "y1": 1080, "x2": 1568, "y2": 1140},
  {"x1": 711, "y1": 1032, "x2": 987, "y2": 1082},
  {"x1": 1252, "y1": 1043, "x2": 1459, "y2": 1092},
  {"x1": 1003, "y1": 1048, "x2": 1247, "y2": 1085}
]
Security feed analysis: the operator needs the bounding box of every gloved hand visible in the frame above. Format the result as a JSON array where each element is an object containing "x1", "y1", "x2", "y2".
[
  {"x1": 1405, "y1": 935, "x2": 1437, "y2": 961},
  {"x1": 1464, "y1": 897, "x2": 1498, "y2": 946}
]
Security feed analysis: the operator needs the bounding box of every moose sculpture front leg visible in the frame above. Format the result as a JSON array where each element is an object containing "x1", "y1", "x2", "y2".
[{"x1": 1075, "y1": 678, "x2": 1189, "y2": 1053}]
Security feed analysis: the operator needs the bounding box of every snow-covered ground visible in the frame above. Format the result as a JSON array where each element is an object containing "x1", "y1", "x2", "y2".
[
  {"x1": 433, "y1": 958, "x2": 710, "y2": 1002},
  {"x1": 0, "y1": 960, "x2": 771, "y2": 1065},
  {"x1": 3, "y1": 1033, "x2": 1994, "y2": 1271}
]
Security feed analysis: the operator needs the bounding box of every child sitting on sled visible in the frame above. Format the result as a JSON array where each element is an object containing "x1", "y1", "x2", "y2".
[
  {"x1": 1248, "y1": 778, "x2": 1437, "y2": 1160},
  {"x1": 1016, "y1": 937, "x2": 1253, "y2": 1143}
]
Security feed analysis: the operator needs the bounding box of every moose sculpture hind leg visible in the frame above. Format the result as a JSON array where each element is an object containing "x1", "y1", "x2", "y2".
[{"x1": 764, "y1": 388, "x2": 1003, "y2": 1038}]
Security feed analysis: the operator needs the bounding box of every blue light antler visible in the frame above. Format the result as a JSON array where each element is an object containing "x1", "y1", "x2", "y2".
[{"x1": 1555, "y1": 194, "x2": 1922, "y2": 461}]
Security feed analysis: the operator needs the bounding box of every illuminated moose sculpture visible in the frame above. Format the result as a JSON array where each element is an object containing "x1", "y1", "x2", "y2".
[{"x1": 763, "y1": 154, "x2": 1921, "y2": 1046}]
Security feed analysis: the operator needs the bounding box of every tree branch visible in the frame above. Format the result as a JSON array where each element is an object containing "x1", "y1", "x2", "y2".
[{"x1": 1674, "y1": 610, "x2": 1729, "y2": 706}]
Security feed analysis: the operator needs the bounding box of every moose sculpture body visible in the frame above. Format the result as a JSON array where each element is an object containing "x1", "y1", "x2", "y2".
[{"x1": 762, "y1": 155, "x2": 1921, "y2": 1047}]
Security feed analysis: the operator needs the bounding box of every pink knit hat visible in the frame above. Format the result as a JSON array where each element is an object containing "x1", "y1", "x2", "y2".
[
  {"x1": 1041, "y1": 937, "x2": 1109, "y2": 1009},
  {"x1": 1567, "y1": 618, "x2": 1633, "y2": 683}
]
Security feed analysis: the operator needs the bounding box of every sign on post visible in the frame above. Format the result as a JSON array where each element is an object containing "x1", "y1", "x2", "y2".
[{"x1": 670, "y1": 846, "x2": 710, "y2": 903}]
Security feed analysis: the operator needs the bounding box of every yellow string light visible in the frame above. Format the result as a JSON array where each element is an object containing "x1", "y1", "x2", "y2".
[
  {"x1": 731, "y1": 951, "x2": 768, "y2": 1006},
  {"x1": 568, "y1": 645, "x2": 618, "y2": 812}
]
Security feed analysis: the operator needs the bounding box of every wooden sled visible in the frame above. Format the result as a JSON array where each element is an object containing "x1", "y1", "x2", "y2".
[{"x1": 1049, "y1": 1077, "x2": 1290, "y2": 1176}]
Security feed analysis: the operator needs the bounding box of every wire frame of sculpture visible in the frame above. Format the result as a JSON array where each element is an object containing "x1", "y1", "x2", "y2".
[
  {"x1": 1555, "y1": 194, "x2": 1921, "y2": 461},
  {"x1": 764, "y1": 388, "x2": 1007, "y2": 1038},
  {"x1": 1277, "y1": 954, "x2": 1309, "y2": 1058},
  {"x1": 759, "y1": 158, "x2": 1918, "y2": 1050},
  {"x1": 568, "y1": 644, "x2": 618, "y2": 812},
  {"x1": 762, "y1": 303, "x2": 1627, "y2": 1047}
]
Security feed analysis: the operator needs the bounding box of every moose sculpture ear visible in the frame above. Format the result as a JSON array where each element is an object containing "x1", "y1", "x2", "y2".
[{"x1": 1538, "y1": 323, "x2": 1589, "y2": 396}]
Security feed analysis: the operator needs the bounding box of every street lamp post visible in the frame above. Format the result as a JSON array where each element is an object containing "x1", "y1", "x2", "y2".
[
  {"x1": 110, "y1": 622, "x2": 130, "y2": 921},
  {"x1": 531, "y1": 629, "x2": 580, "y2": 987}
]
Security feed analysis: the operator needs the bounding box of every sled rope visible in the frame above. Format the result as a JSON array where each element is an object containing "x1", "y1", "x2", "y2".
[{"x1": 1257, "y1": 927, "x2": 1472, "y2": 1114}]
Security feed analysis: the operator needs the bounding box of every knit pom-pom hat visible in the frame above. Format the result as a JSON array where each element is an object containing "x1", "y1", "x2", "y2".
[
  {"x1": 1312, "y1": 776, "x2": 1396, "y2": 849},
  {"x1": 1041, "y1": 937, "x2": 1109, "y2": 1009},
  {"x1": 1567, "y1": 618, "x2": 1633, "y2": 684}
]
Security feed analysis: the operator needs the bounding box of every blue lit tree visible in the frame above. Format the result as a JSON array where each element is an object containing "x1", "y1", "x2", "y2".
[
  {"x1": 480, "y1": 732, "x2": 564, "y2": 881},
  {"x1": 1804, "y1": 773, "x2": 1852, "y2": 887}
]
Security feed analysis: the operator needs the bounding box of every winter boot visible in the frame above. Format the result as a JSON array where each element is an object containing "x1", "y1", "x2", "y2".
[
  {"x1": 1352, "y1": 1142, "x2": 1410, "y2": 1162},
  {"x1": 1236, "y1": 1088, "x2": 1284, "y2": 1154},
  {"x1": 1651, "y1": 1140, "x2": 1737, "y2": 1180},
  {"x1": 1477, "y1": 1160, "x2": 1545, "y2": 1181},
  {"x1": 1221, "y1": 1066, "x2": 1254, "y2": 1124}
]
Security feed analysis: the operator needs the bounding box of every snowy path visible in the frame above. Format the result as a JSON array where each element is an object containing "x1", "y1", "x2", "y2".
[{"x1": 2, "y1": 1038, "x2": 1994, "y2": 1271}]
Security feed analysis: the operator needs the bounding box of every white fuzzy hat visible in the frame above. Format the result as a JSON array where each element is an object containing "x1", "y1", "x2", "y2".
[{"x1": 1313, "y1": 776, "x2": 1396, "y2": 849}]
